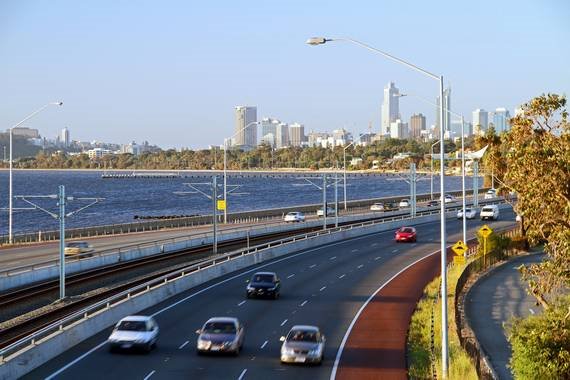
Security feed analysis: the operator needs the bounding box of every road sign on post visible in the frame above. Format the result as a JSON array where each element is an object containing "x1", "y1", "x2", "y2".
[
  {"x1": 217, "y1": 199, "x2": 226, "y2": 211},
  {"x1": 479, "y1": 224, "x2": 493, "y2": 239},
  {"x1": 451, "y1": 240, "x2": 467, "y2": 256}
]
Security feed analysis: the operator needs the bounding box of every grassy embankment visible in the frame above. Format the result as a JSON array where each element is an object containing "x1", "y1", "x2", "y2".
[{"x1": 407, "y1": 263, "x2": 477, "y2": 379}]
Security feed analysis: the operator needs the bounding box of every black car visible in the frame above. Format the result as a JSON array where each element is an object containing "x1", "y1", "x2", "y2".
[
  {"x1": 246, "y1": 272, "x2": 281, "y2": 299},
  {"x1": 427, "y1": 200, "x2": 439, "y2": 207}
]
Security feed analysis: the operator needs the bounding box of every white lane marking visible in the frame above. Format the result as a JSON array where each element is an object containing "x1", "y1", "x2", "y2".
[
  {"x1": 351, "y1": 249, "x2": 359, "y2": 253},
  {"x1": 357, "y1": 264, "x2": 364, "y2": 269},
  {"x1": 429, "y1": 238, "x2": 434, "y2": 241},
  {"x1": 329, "y1": 249, "x2": 441, "y2": 380},
  {"x1": 238, "y1": 368, "x2": 248, "y2": 380},
  {"x1": 371, "y1": 243, "x2": 378, "y2": 247},
  {"x1": 309, "y1": 264, "x2": 317, "y2": 268},
  {"x1": 300, "y1": 300, "x2": 308, "y2": 307},
  {"x1": 339, "y1": 274, "x2": 346, "y2": 279},
  {"x1": 392, "y1": 249, "x2": 398, "y2": 253},
  {"x1": 374, "y1": 256, "x2": 381, "y2": 261},
  {"x1": 178, "y1": 340, "x2": 189, "y2": 349},
  {"x1": 238, "y1": 300, "x2": 246, "y2": 307},
  {"x1": 330, "y1": 256, "x2": 337, "y2": 260},
  {"x1": 529, "y1": 308, "x2": 535, "y2": 315},
  {"x1": 46, "y1": 229, "x2": 437, "y2": 378},
  {"x1": 287, "y1": 274, "x2": 295, "y2": 279},
  {"x1": 260, "y1": 340, "x2": 268, "y2": 349},
  {"x1": 143, "y1": 370, "x2": 156, "y2": 380},
  {"x1": 319, "y1": 286, "x2": 327, "y2": 292},
  {"x1": 280, "y1": 319, "x2": 288, "y2": 326}
]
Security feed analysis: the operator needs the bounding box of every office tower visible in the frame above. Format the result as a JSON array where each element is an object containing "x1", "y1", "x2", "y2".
[
  {"x1": 435, "y1": 87, "x2": 451, "y2": 136},
  {"x1": 275, "y1": 122, "x2": 289, "y2": 148},
  {"x1": 261, "y1": 117, "x2": 279, "y2": 138},
  {"x1": 472, "y1": 109, "x2": 489, "y2": 133},
  {"x1": 307, "y1": 132, "x2": 329, "y2": 147},
  {"x1": 409, "y1": 113, "x2": 426, "y2": 139},
  {"x1": 288, "y1": 123, "x2": 305, "y2": 147},
  {"x1": 381, "y1": 82, "x2": 400, "y2": 136},
  {"x1": 260, "y1": 133, "x2": 275, "y2": 147},
  {"x1": 61, "y1": 127, "x2": 70, "y2": 147},
  {"x1": 234, "y1": 106, "x2": 257, "y2": 147},
  {"x1": 493, "y1": 108, "x2": 511, "y2": 133},
  {"x1": 390, "y1": 119, "x2": 409, "y2": 139}
]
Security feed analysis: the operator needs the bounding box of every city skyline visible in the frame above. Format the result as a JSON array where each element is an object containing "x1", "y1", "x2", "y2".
[{"x1": 0, "y1": 1, "x2": 568, "y2": 149}]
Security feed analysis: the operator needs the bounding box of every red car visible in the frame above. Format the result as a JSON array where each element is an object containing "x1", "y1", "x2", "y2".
[{"x1": 395, "y1": 227, "x2": 417, "y2": 243}]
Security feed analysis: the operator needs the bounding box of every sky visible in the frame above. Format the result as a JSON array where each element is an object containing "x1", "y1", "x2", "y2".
[{"x1": 1, "y1": 0, "x2": 569, "y2": 149}]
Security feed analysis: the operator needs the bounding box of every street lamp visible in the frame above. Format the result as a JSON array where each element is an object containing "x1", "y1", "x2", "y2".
[
  {"x1": 8, "y1": 102, "x2": 63, "y2": 244},
  {"x1": 307, "y1": 36, "x2": 450, "y2": 377},
  {"x1": 343, "y1": 141, "x2": 355, "y2": 211},
  {"x1": 430, "y1": 139, "x2": 441, "y2": 200},
  {"x1": 223, "y1": 121, "x2": 260, "y2": 223},
  {"x1": 396, "y1": 92, "x2": 468, "y2": 247}
]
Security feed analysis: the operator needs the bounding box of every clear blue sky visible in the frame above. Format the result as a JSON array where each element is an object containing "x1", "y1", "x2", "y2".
[{"x1": 1, "y1": 0, "x2": 568, "y2": 149}]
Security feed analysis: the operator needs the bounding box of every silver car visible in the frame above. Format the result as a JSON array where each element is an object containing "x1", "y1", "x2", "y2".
[
  {"x1": 280, "y1": 325, "x2": 325, "y2": 365},
  {"x1": 196, "y1": 317, "x2": 244, "y2": 355},
  {"x1": 107, "y1": 315, "x2": 159, "y2": 352}
]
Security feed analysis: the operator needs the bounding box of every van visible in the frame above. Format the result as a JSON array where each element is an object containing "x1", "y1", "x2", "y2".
[{"x1": 480, "y1": 205, "x2": 499, "y2": 220}]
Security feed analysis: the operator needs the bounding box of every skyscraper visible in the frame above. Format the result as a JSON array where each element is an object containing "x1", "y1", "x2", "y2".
[
  {"x1": 261, "y1": 117, "x2": 279, "y2": 137},
  {"x1": 435, "y1": 87, "x2": 451, "y2": 136},
  {"x1": 381, "y1": 82, "x2": 400, "y2": 136},
  {"x1": 288, "y1": 123, "x2": 305, "y2": 147},
  {"x1": 61, "y1": 127, "x2": 70, "y2": 147},
  {"x1": 409, "y1": 113, "x2": 426, "y2": 139},
  {"x1": 493, "y1": 108, "x2": 511, "y2": 133},
  {"x1": 275, "y1": 122, "x2": 289, "y2": 149},
  {"x1": 390, "y1": 119, "x2": 409, "y2": 139},
  {"x1": 472, "y1": 109, "x2": 489, "y2": 133},
  {"x1": 234, "y1": 106, "x2": 257, "y2": 148}
]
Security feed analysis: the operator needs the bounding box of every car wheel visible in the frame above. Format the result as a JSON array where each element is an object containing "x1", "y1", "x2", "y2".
[
  {"x1": 145, "y1": 343, "x2": 152, "y2": 353},
  {"x1": 274, "y1": 292, "x2": 279, "y2": 300},
  {"x1": 246, "y1": 292, "x2": 250, "y2": 299},
  {"x1": 233, "y1": 346, "x2": 240, "y2": 356}
]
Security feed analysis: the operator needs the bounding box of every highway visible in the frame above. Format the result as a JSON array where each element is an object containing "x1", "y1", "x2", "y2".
[{"x1": 25, "y1": 209, "x2": 516, "y2": 380}]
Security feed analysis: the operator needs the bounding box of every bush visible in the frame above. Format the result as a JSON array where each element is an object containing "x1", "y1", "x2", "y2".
[{"x1": 508, "y1": 295, "x2": 570, "y2": 379}]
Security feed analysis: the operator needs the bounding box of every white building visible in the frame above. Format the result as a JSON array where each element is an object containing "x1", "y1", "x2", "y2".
[
  {"x1": 260, "y1": 133, "x2": 275, "y2": 147},
  {"x1": 61, "y1": 127, "x2": 70, "y2": 147},
  {"x1": 275, "y1": 122, "x2": 289, "y2": 149},
  {"x1": 332, "y1": 128, "x2": 352, "y2": 146},
  {"x1": 87, "y1": 148, "x2": 112, "y2": 159},
  {"x1": 307, "y1": 132, "x2": 329, "y2": 147},
  {"x1": 234, "y1": 106, "x2": 257, "y2": 148},
  {"x1": 390, "y1": 119, "x2": 409, "y2": 139},
  {"x1": 381, "y1": 82, "x2": 400, "y2": 136},
  {"x1": 472, "y1": 109, "x2": 489, "y2": 133},
  {"x1": 288, "y1": 123, "x2": 305, "y2": 147}
]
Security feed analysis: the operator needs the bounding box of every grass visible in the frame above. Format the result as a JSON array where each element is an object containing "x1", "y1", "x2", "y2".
[{"x1": 407, "y1": 263, "x2": 478, "y2": 380}]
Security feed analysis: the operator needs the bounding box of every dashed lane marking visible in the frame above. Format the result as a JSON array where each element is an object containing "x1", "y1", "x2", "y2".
[
  {"x1": 300, "y1": 300, "x2": 308, "y2": 307},
  {"x1": 392, "y1": 249, "x2": 399, "y2": 253},
  {"x1": 330, "y1": 256, "x2": 337, "y2": 260},
  {"x1": 309, "y1": 264, "x2": 317, "y2": 269},
  {"x1": 238, "y1": 369, "x2": 248, "y2": 380},
  {"x1": 374, "y1": 256, "x2": 381, "y2": 261},
  {"x1": 320, "y1": 286, "x2": 327, "y2": 292},
  {"x1": 260, "y1": 340, "x2": 268, "y2": 349},
  {"x1": 238, "y1": 300, "x2": 246, "y2": 307},
  {"x1": 281, "y1": 319, "x2": 288, "y2": 326},
  {"x1": 178, "y1": 341, "x2": 189, "y2": 349},
  {"x1": 339, "y1": 274, "x2": 346, "y2": 279},
  {"x1": 371, "y1": 243, "x2": 378, "y2": 247},
  {"x1": 143, "y1": 370, "x2": 156, "y2": 380},
  {"x1": 351, "y1": 249, "x2": 359, "y2": 253},
  {"x1": 357, "y1": 264, "x2": 364, "y2": 269},
  {"x1": 287, "y1": 274, "x2": 295, "y2": 279},
  {"x1": 529, "y1": 308, "x2": 535, "y2": 315}
]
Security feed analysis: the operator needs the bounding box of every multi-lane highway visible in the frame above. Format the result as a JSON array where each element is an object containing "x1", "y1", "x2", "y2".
[{"x1": 24, "y1": 209, "x2": 516, "y2": 380}]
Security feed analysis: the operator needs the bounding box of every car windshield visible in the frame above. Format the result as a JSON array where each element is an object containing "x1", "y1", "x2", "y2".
[
  {"x1": 286, "y1": 213, "x2": 297, "y2": 216},
  {"x1": 66, "y1": 242, "x2": 84, "y2": 248},
  {"x1": 464, "y1": 208, "x2": 472, "y2": 212},
  {"x1": 203, "y1": 322, "x2": 236, "y2": 334},
  {"x1": 116, "y1": 320, "x2": 147, "y2": 331},
  {"x1": 482, "y1": 207, "x2": 493, "y2": 212},
  {"x1": 252, "y1": 274, "x2": 274, "y2": 283},
  {"x1": 400, "y1": 228, "x2": 414, "y2": 233},
  {"x1": 287, "y1": 330, "x2": 318, "y2": 342}
]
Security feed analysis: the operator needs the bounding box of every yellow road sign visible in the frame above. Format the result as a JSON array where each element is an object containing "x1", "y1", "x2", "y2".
[
  {"x1": 451, "y1": 240, "x2": 468, "y2": 256},
  {"x1": 454, "y1": 256, "x2": 466, "y2": 265},
  {"x1": 217, "y1": 199, "x2": 226, "y2": 211},
  {"x1": 479, "y1": 224, "x2": 493, "y2": 238}
]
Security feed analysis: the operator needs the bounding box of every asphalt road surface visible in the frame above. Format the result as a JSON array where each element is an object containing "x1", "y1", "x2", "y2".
[{"x1": 25, "y1": 208, "x2": 516, "y2": 380}]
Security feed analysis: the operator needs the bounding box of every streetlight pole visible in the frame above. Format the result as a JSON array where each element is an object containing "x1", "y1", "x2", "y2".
[
  {"x1": 307, "y1": 36, "x2": 449, "y2": 377},
  {"x1": 8, "y1": 102, "x2": 63, "y2": 244},
  {"x1": 343, "y1": 141, "x2": 354, "y2": 211},
  {"x1": 223, "y1": 121, "x2": 259, "y2": 224},
  {"x1": 430, "y1": 140, "x2": 441, "y2": 200}
]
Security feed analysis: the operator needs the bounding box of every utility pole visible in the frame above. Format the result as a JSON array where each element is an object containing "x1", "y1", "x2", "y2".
[
  {"x1": 322, "y1": 174, "x2": 327, "y2": 230},
  {"x1": 473, "y1": 161, "x2": 479, "y2": 208},
  {"x1": 58, "y1": 185, "x2": 66, "y2": 299}
]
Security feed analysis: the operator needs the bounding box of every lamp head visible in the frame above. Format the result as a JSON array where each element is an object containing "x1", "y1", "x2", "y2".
[
  {"x1": 51, "y1": 102, "x2": 64, "y2": 106},
  {"x1": 306, "y1": 37, "x2": 328, "y2": 46}
]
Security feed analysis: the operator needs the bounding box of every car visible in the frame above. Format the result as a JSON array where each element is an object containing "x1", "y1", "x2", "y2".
[
  {"x1": 284, "y1": 212, "x2": 305, "y2": 223},
  {"x1": 427, "y1": 200, "x2": 439, "y2": 207},
  {"x1": 370, "y1": 203, "x2": 385, "y2": 211},
  {"x1": 480, "y1": 205, "x2": 500, "y2": 220},
  {"x1": 398, "y1": 199, "x2": 410, "y2": 208},
  {"x1": 457, "y1": 207, "x2": 477, "y2": 219},
  {"x1": 484, "y1": 189, "x2": 497, "y2": 199},
  {"x1": 64, "y1": 241, "x2": 94, "y2": 256},
  {"x1": 246, "y1": 272, "x2": 281, "y2": 299},
  {"x1": 196, "y1": 317, "x2": 245, "y2": 355},
  {"x1": 316, "y1": 207, "x2": 336, "y2": 217},
  {"x1": 442, "y1": 194, "x2": 456, "y2": 203},
  {"x1": 395, "y1": 226, "x2": 417, "y2": 242},
  {"x1": 280, "y1": 325, "x2": 325, "y2": 365},
  {"x1": 107, "y1": 315, "x2": 159, "y2": 353}
]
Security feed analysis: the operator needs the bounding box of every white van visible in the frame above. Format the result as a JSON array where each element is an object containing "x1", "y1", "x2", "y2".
[{"x1": 480, "y1": 205, "x2": 499, "y2": 220}]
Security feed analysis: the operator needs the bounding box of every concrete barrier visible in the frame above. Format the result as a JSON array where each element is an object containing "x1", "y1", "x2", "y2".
[{"x1": 0, "y1": 211, "x2": 451, "y2": 380}]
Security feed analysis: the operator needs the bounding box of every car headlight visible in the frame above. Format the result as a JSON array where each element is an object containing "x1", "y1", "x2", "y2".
[
  {"x1": 246, "y1": 284, "x2": 253, "y2": 290},
  {"x1": 281, "y1": 346, "x2": 294, "y2": 355},
  {"x1": 197, "y1": 339, "x2": 211, "y2": 349}
]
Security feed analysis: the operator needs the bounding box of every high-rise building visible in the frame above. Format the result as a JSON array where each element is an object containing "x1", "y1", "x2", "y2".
[
  {"x1": 381, "y1": 82, "x2": 400, "y2": 136},
  {"x1": 472, "y1": 109, "x2": 489, "y2": 133},
  {"x1": 288, "y1": 123, "x2": 305, "y2": 147},
  {"x1": 390, "y1": 119, "x2": 409, "y2": 139},
  {"x1": 260, "y1": 133, "x2": 275, "y2": 147},
  {"x1": 332, "y1": 128, "x2": 352, "y2": 146},
  {"x1": 61, "y1": 127, "x2": 70, "y2": 147},
  {"x1": 435, "y1": 87, "x2": 451, "y2": 136},
  {"x1": 261, "y1": 117, "x2": 279, "y2": 138},
  {"x1": 307, "y1": 131, "x2": 329, "y2": 147},
  {"x1": 409, "y1": 113, "x2": 426, "y2": 139},
  {"x1": 275, "y1": 122, "x2": 289, "y2": 149},
  {"x1": 234, "y1": 106, "x2": 257, "y2": 148},
  {"x1": 493, "y1": 108, "x2": 511, "y2": 133}
]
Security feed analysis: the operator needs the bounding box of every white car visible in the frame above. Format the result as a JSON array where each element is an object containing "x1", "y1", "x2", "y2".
[
  {"x1": 484, "y1": 189, "x2": 497, "y2": 199},
  {"x1": 370, "y1": 203, "x2": 385, "y2": 211},
  {"x1": 480, "y1": 205, "x2": 500, "y2": 220},
  {"x1": 280, "y1": 325, "x2": 325, "y2": 365},
  {"x1": 398, "y1": 199, "x2": 410, "y2": 208},
  {"x1": 457, "y1": 207, "x2": 477, "y2": 219},
  {"x1": 284, "y1": 212, "x2": 305, "y2": 223},
  {"x1": 108, "y1": 316, "x2": 159, "y2": 352},
  {"x1": 316, "y1": 207, "x2": 336, "y2": 217},
  {"x1": 442, "y1": 194, "x2": 456, "y2": 203}
]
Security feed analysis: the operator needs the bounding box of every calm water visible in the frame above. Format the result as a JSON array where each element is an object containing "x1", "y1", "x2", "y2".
[{"x1": 0, "y1": 170, "x2": 478, "y2": 235}]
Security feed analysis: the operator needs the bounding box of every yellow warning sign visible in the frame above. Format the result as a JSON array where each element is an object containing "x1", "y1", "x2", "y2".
[
  {"x1": 451, "y1": 240, "x2": 468, "y2": 256},
  {"x1": 217, "y1": 200, "x2": 226, "y2": 211},
  {"x1": 454, "y1": 256, "x2": 466, "y2": 265},
  {"x1": 479, "y1": 225, "x2": 493, "y2": 238}
]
